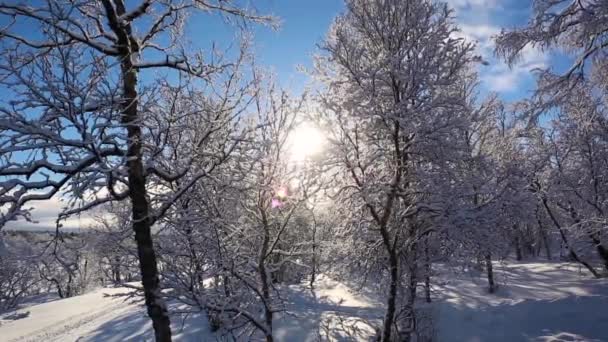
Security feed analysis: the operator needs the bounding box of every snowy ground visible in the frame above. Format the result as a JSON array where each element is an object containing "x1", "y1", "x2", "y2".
[
  {"x1": 1, "y1": 262, "x2": 607, "y2": 341},
  {"x1": 434, "y1": 262, "x2": 608, "y2": 342},
  {"x1": 0, "y1": 287, "x2": 211, "y2": 342}
]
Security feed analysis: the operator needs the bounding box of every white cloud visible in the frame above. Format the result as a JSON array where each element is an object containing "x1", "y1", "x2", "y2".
[
  {"x1": 451, "y1": 7, "x2": 549, "y2": 93},
  {"x1": 4, "y1": 197, "x2": 98, "y2": 231},
  {"x1": 446, "y1": 0, "x2": 500, "y2": 11},
  {"x1": 455, "y1": 23, "x2": 500, "y2": 58},
  {"x1": 482, "y1": 44, "x2": 548, "y2": 92},
  {"x1": 459, "y1": 23, "x2": 500, "y2": 40},
  {"x1": 482, "y1": 69, "x2": 520, "y2": 92},
  {"x1": 445, "y1": 0, "x2": 550, "y2": 94}
]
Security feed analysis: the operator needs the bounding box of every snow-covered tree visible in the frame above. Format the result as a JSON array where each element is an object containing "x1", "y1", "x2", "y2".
[
  {"x1": 496, "y1": 0, "x2": 608, "y2": 276},
  {"x1": 0, "y1": 232, "x2": 40, "y2": 310},
  {"x1": 0, "y1": 1, "x2": 273, "y2": 340},
  {"x1": 90, "y1": 205, "x2": 139, "y2": 285},
  {"x1": 315, "y1": 0, "x2": 476, "y2": 339},
  {"x1": 495, "y1": 0, "x2": 608, "y2": 86}
]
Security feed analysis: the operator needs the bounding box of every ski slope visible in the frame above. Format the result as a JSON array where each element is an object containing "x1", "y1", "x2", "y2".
[{"x1": 0, "y1": 262, "x2": 607, "y2": 341}]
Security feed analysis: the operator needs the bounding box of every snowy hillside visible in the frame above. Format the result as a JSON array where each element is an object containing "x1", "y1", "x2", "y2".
[{"x1": 1, "y1": 262, "x2": 607, "y2": 342}]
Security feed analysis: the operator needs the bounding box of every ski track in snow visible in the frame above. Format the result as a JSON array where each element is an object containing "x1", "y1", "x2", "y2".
[{"x1": 6, "y1": 300, "x2": 134, "y2": 342}]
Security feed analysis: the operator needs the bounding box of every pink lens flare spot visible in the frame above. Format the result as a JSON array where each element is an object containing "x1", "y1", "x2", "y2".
[{"x1": 271, "y1": 198, "x2": 283, "y2": 208}]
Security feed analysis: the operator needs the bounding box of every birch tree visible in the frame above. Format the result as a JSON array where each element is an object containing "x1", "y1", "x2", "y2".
[{"x1": 316, "y1": 0, "x2": 475, "y2": 340}]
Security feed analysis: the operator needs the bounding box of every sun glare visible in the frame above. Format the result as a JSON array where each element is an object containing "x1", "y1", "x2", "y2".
[{"x1": 288, "y1": 123, "x2": 325, "y2": 162}]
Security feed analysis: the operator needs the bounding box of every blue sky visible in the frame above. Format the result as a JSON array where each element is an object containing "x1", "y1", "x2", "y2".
[
  {"x1": 203, "y1": 0, "x2": 570, "y2": 103},
  {"x1": 178, "y1": 0, "x2": 345, "y2": 94},
  {"x1": 250, "y1": 0, "x2": 344, "y2": 89},
  {"x1": 446, "y1": 0, "x2": 555, "y2": 102}
]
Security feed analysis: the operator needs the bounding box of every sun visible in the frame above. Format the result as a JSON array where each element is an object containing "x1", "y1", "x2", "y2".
[{"x1": 287, "y1": 123, "x2": 325, "y2": 162}]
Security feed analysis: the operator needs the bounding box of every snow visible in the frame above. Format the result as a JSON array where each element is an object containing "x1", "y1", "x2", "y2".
[
  {"x1": 0, "y1": 287, "x2": 211, "y2": 342},
  {"x1": 275, "y1": 275, "x2": 381, "y2": 341},
  {"x1": 434, "y1": 262, "x2": 608, "y2": 342},
  {"x1": 1, "y1": 262, "x2": 607, "y2": 341}
]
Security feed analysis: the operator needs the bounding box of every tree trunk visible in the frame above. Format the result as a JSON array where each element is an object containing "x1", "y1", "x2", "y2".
[
  {"x1": 567, "y1": 205, "x2": 608, "y2": 272},
  {"x1": 182, "y1": 201, "x2": 203, "y2": 292},
  {"x1": 542, "y1": 198, "x2": 600, "y2": 278},
  {"x1": 121, "y1": 52, "x2": 172, "y2": 342},
  {"x1": 114, "y1": 256, "x2": 121, "y2": 283},
  {"x1": 485, "y1": 253, "x2": 495, "y2": 293},
  {"x1": 100, "y1": 0, "x2": 174, "y2": 338},
  {"x1": 424, "y1": 239, "x2": 431, "y2": 303},
  {"x1": 538, "y1": 220, "x2": 552, "y2": 260},
  {"x1": 380, "y1": 248, "x2": 399, "y2": 342},
  {"x1": 270, "y1": 252, "x2": 283, "y2": 284},
  {"x1": 54, "y1": 279, "x2": 64, "y2": 299},
  {"x1": 514, "y1": 230, "x2": 523, "y2": 261},
  {"x1": 310, "y1": 221, "x2": 317, "y2": 289},
  {"x1": 402, "y1": 243, "x2": 418, "y2": 342},
  {"x1": 259, "y1": 212, "x2": 274, "y2": 342},
  {"x1": 589, "y1": 232, "x2": 608, "y2": 272},
  {"x1": 259, "y1": 260, "x2": 274, "y2": 342},
  {"x1": 223, "y1": 275, "x2": 231, "y2": 297}
]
